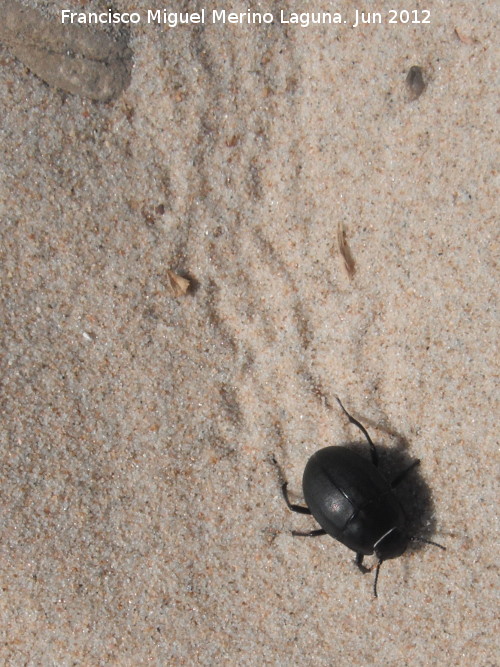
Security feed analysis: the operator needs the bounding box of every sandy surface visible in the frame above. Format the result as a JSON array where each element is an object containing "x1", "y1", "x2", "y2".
[{"x1": 1, "y1": 1, "x2": 498, "y2": 665}]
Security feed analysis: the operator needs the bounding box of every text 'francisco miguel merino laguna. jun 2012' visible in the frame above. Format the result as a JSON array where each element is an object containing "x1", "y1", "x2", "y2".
[{"x1": 60, "y1": 8, "x2": 432, "y2": 29}]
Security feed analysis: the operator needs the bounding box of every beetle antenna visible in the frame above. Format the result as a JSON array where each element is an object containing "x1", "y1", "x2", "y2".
[
  {"x1": 373, "y1": 560, "x2": 382, "y2": 598},
  {"x1": 410, "y1": 536, "x2": 446, "y2": 550},
  {"x1": 335, "y1": 396, "x2": 378, "y2": 467}
]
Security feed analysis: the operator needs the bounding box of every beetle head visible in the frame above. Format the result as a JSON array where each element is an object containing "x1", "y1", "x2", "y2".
[{"x1": 374, "y1": 527, "x2": 408, "y2": 561}]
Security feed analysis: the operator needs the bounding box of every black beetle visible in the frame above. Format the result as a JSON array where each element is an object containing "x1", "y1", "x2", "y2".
[{"x1": 282, "y1": 398, "x2": 445, "y2": 597}]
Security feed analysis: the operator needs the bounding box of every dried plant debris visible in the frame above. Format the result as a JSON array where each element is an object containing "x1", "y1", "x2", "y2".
[
  {"x1": 454, "y1": 28, "x2": 477, "y2": 45},
  {"x1": 167, "y1": 270, "x2": 190, "y2": 297},
  {"x1": 406, "y1": 65, "x2": 426, "y2": 101},
  {"x1": 0, "y1": 1, "x2": 132, "y2": 101},
  {"x1": 337, "y1": 222, "x2": 356, "y2": 278}
]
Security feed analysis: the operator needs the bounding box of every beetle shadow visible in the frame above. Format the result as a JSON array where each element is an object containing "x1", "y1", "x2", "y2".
[{"x1": 343, "y1": 438, "x2": 440, "y2": 547}]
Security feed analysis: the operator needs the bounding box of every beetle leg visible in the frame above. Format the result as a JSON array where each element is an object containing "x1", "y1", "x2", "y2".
[
  {"x1": 410, "y1": 535, "x2": 446, "y2": 551},
  {"x1": 355, "y1": 554, "x2": 383, "y2": 598},
  {"x1": 291, "y1": 529, "x2": 327, "y2": 537},
  {"x1": 373, "y1": 560, "x2": 382, "y2": 598},
  {"x1": 356, "y1": 557, "x2": 383, "y2": 596},
  {"x1": 335, "y1": 397, "x2": 379, "y2": 467},
  {"x1": 281, "y1": 482, "x2": 311, "y2": 515},
  {"x1": 390, "y1": 459, "x2": 420, "y2": 487},
  {"x1": 355, "y1": 552, "x2": 371, "y2": 573}
]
